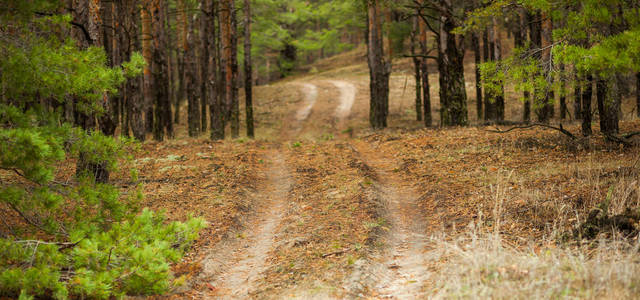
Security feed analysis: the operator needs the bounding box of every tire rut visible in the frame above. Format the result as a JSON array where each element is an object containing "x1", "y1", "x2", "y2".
[
  {"x1": 200, "y1": 149, "x2": 291, "y2": 299},
  {"x1": 351, "y1": 141, "x2": 431, "y2": 299}
]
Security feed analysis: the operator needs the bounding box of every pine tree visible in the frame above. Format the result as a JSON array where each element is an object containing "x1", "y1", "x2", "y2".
[{"x1": 0, "y1": 2, "x2": 204, "y2": 298}]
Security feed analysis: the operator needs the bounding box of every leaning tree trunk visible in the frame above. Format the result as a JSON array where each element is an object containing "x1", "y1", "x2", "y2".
[
  {"x1": 366, "y1": 0, "x2": 390, "y2": 129},
  {"x1": 437, "y1": 14, "x2": 468, "y2": 126},
  {"x1": 559, "y1": 64, "x2": 567, "y2": 119},
  {"x1": 243, "y1": 0, "x2": 254, "y2": 137}
]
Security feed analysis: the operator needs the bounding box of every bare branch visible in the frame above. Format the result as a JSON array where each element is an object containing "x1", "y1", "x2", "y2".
[{"x1": 485, "y1": 123, "x2": 577, "y2": 140}]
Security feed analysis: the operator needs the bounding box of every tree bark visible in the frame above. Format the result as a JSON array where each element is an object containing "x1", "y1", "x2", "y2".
[
  {"x1": 418, "y1": 11, "x2": 431, "y2": 127},
  {"x1": 471, "y1": 32, "x2": 482, "y2": 120},
  {"x1": 366, "y1": 0, "x2": 390, "y2": 129},
  {"x1": 210, "y1": 0, "x2": 225, "y2": 140},
  {"x1": 411, "y1": 16, "x2": 422, "y2": 122},
  {"x1": 515, "y1": 9, "x2": 530, "y2": 123},
  {"x1": 574, "y1": 73, "x2": 582, "y2": 121},
  {"x1": 483, "y1": 28, "x2": 496, "y2": 121},
  {"x1": 199, "y1": 1, "x2": 210, "y2": 133},
  {"x1": 597, "y1": 78, "x2": 619, "y2": 135},
  {"x1": 559, "y1": 64, "x2": 567, "y2": 119},
  {"x1": 244, "y1": 0, "x2": 254, "y2": 137},
  {"x1": 636, "y1": 72, "x2": 640, "y2": 118},
  {"x1": 536, "y1": 12, "x2": 553, "y2": 123},
  {"x1": 151, "y1": 0, "x2": 172, "y2": 140},
  {"x1": 437, "y1": 11, "x2": 468, "y2": 126},
  {"x1": 186, "y1": 12, "x2": 200, "y2": 137},
  {"x1": 229, "y1": 0, "x2": 239, "y2": 138},
  {"x1": 493, "y1": 17, "x2": 504, "y2": 121},
  {"x1": 582, "y1": 75, "x2": 593, "y2": 136},
  {"x1": 141, "y1": 0, "x2": 154, "y2": 134}
]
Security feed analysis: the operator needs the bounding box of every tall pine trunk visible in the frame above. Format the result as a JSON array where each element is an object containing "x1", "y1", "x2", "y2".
[
  {"x1": 471, "y1": 32, "x2": 482, "y2": 120},
  {"x1": 419, "y1": 13, "x2": 431, "y2": 127},
  {"x1": 186, "y1": 11, "x2": 201, "y2": 137},
  {"x1": 199, "y1": 2, "x2": 210, "y2": 133},
  {"x1": 438, "y1": 13, "x2": 468, "y2": 126},
  {"x1": 141, "y1": 0, "x2": 154, "y2": 134},
  {"x1": 637, "y1": 72, "x2": 640, "y2": 118},
  {"x1": 483, "y1": 28, "x2": 496, "y2": 121},
  {"x1": 151, "y1": 0, "x2": 172, "y2": 141},
  {"x1": 211, "y1": 0, "x2": 225, "y2": 140},
  {"x1": 366, "y1": 0, "x2": 390, "y2": 129},
  {"x1": 581, "y1": 75, "x2": 593, "y2": 136},
  {"x1": 244, "y1": 0, "x2": 254, "y2": 137},
  {"x1": 229, "y1": 0, "x2": 240, "y2": 138},
  {"x1": 596, "y1": 78, "x2": 619, "y2": 135},
  {"x1": 411, "y1": 16, "x2": 422, "y2": 122}
]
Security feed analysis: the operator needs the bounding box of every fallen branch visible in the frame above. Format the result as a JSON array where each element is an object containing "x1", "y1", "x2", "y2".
[
  {"x1": 322, "y1": 248, "x2": 351, "y2": 258},
  {"x1": 485, "y1": 123, "x2": 577, "y2": 140}
]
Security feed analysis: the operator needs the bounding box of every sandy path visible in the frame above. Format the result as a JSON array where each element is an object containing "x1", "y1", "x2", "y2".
[
  {"x1": 295, "y1": 83, "x2": 318, "y2": 121},
  {"x1": 328, "y1": 80, "x2": 356, "y2": 122},
  {"x1": 353, "y1": 141, "x2": 431, "y2": 299},
  {"x1": 201, "y1": 150, "x2": 291, "y2": 299}
]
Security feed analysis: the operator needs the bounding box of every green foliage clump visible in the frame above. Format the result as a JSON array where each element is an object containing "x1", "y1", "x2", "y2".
[{"x1": 0, "y1": 2, "x2": 205, "y2": 298}]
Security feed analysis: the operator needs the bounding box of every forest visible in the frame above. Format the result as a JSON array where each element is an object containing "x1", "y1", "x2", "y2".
[{"x1": 1, "y1": 0, "x2": 640, "y2": 298}]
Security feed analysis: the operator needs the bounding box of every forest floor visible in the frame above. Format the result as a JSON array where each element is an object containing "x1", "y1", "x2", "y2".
[{"x1": 136, "y1": 49, "x2": 640, "y2": 299}]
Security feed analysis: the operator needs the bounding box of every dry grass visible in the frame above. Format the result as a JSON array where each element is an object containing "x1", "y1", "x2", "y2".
[
  {"x1": 429, "y1": 232, "x2": 640, "y2": 299},
  {"x1": 426, "y1": 169, "x2": 640, "y2": 299}
]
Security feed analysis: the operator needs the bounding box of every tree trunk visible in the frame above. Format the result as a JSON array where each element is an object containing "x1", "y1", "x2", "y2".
[
  {"x1": 411, "y1": 16, "x2": 422, "y2": 122},
  {"x1": 493, "y1": 17, "x2": 504, "y2": 121},
  {"x1": 99, "y1": 0, "x2": 118, "y2": 137},
  {"x1": 636, "y1": 72, "x2": 640, "y2": 118},
  {"x1": 186, "y1": 12, "x2": 201, "y2": 137},
  {"x1": 483, "y1": 28, "x2": 496, "y2": 121},
  {"x1": 418, "y1": 12, "x2": 431, "y2": 127},
  {"x1": 582, "y1": 75, "x2": 593, "y2": 136},
  {"x1": 141, "y1": 0, "x2": 154, "y2": 134},
  {"x1": 515, "y1": 10, "x2": 530, "y2": 123},
  {"x1": 211, "y1": 0, "x2": 225, "y2": 140},
  {"x1": 151, "y1": 0, "x2": 172, "y2": 141},
  {"x1": 244, "y1": 0, "x2": 254, "y2": 137},
  {"x1": 597, "y1": 78, "x2": 619, "y2": 135},
  {"x1": 438, "y1": 13, "x2": 468, "y2": 126},
  {"x1": 574, "y1": 73, "x2": 582, "y2": 121},
  {"x1": 536, "y1": 12, "x2": 553, "y2": 123},
  {"x1": 472, "y1": 32, "x2": 482, "y2": 120},
  {"x1": 229, "y1": 0, "x2": 240, "y2": 138},
  {"x1": 199, "y1": 2, "x2": 210, "y2": 133},
  {"x1": 559, "y1": 64, "x2": 567, "y2": 119},
  {"x1": 366, "y1": 0, "x2": 390, "y2": 129}
]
